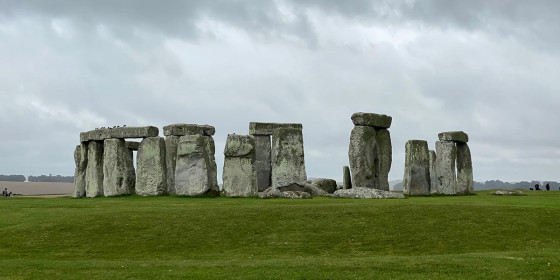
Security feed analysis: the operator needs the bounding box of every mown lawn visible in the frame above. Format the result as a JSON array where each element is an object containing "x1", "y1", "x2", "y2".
[{"x1": 0, "y1": 190, "x2": 558, "y2": 279}]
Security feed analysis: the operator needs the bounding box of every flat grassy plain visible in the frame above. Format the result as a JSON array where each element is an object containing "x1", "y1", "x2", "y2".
[{"x1": 0, "y1": 191, "x2": 558, "y2": 279}]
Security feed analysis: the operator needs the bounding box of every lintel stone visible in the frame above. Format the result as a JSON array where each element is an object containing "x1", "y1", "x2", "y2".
[
  {"x1": 80, "y1": 126, "x2": 159, "y2": 142},
  {"x1": 351, "y1": 112, "x2": 392, "y2": 128},
  {"x1": 163, "y1": 123, "x2": 215, "y2": 136},
  {"x1": 125, "y1": 141, "x2": 140, "y2": 151},
  {"x1": 249, "y1": 122, "x2": 302, "y2": 136},
  {"x1": 438, "y1": 131, "x2": 469, "y2": 143}
]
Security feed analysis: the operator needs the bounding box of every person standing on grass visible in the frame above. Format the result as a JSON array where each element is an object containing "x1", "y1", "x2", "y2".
[
  {"x1": 535, "y1": 183, "x2": 541, "y2": 191},
  {"x1": 545, "y1": 183, "x2": 550, "y2": 191},
  {"x1": 2, "y1": 188, "x2": 7, "y2": 197}
]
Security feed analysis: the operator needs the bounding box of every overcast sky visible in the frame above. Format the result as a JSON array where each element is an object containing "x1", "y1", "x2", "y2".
[{"x1": 1, "y1": 0, "x2": 559, "y2": 182}]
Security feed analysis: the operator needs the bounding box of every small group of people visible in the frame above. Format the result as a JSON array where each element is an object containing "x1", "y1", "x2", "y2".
[
  {"x1": 2, "y1": 188, "x2": 12, "y2": 197},
  {"x1": 532, "y1": 183, "x2": 554, "y2": 191}
]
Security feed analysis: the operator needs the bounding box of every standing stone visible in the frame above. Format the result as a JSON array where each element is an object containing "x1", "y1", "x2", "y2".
[
  {"x1": 165, "y1": 135, "x2": 181, "y2": 194},
  {"x1": 375, "y1": 129, "x2": 392, "y2": 191},
  {"x1": 348, "y1": 126, "x2": 379, "y2": 189},
  {"x1": 124, "y1": 147, "x2": 136, "y2": 190},
  {"x1": 103, "y1": 139, "x2": 135, "y2": 196},
  {"x1": 435, "y1": 141, "x2": 457, "y2": 195},
  {"x1": 456, "y1": 143, "x2": 474, "y2": 195},
  {"x1": 271, "y1": 128, "x2": 307, "y2": 188},
  {"x1": 428, "y1": 150, "x2": 438, "y2": 194},
  {"x1": 222, "y1": 134, "x2": 257, "y2": 197},
  {"x1": 254, "y1": 135, "x2": 272, "y2": 191},
  {"x1": 85, "y1": 141, "x2": 104, "y2": 197},
  {"x1": 136, "y1": 137, "x2": 167, "y2": 196},
  {"x1": 343, "y1": 166, "x2": 352, "y2": 189},
  {"x1": 402, "y1": 140, "x2": 431, "y2": 196},
  {"x1": 203, "y1": 136, "x2": 219, "y2": 193},
  {"x1": 72, "y1": 143, "x2": 88, "y2": 198},
  {"x1": 175, "y1": 135, "x2": 217, "y2": 196},
  {"x1": 312, "y1": 178, "x2": 337, "y2": 194}
]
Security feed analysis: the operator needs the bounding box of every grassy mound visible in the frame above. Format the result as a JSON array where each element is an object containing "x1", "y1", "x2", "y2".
[{"x1": 0, "y1": 190, "x2": 558, "y2": 279}]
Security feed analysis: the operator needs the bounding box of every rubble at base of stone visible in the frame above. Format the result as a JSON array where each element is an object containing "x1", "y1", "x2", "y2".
[
  {"x1": 333, "y1": 188, "x2": 405, "y2": 199},
  {"x1": 492, "y1": 190, "x2": 526, "y2": 196}
]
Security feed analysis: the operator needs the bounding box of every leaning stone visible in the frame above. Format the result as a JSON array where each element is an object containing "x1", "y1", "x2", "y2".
[
  {"x1": 351, "y1": 112, "x2": 392, "y2": 129},
  {"x1": 343, "y1": 166, "x2": 352, "y2": 189},
  {"x1": 223, "y1": 134, "x2": 256, "y2": 158},
  {"x1": 332, "y1": 187, "x2": 405, "y2": 199},
  {"x1": 348, "y1": 126, "x2": 379, "y2": 189},
  {"x1": 125, "y1": 141, "x2": 140, "y2": 151},
  {"x1": 249, "y1": 122, "x2": 302, "y2": 136},
  {"x1": 312, "y1": 178, "x2": 337, "y2": 194},
  {"x1": 438, "y1": 131, "x2": 468, "y2": 143},
  {"x1": 80, "y1": 126, "x2": 159, "y2": 142},
  {"x1": 72, "y1": 143, "x2": 88, "y2": 198},
  {"x1": 254, "y1": 135, "x2": 272, "y2": 191},
  {"x1": 175, "y1": 135, "x2": 218, "y2": 196},
  {"x1": 165, "y1": 135, "x2": 181, "y2": 195},
  {"x1": 222, "y1": 135, "x2": 257, "y2": 197},
  {"x1": 456, "y1": 143, "x2": 474, "y2": 195},
  {"x1": 271, "y1": 128, "x2": 307, "y2": 188},
  {"x1": 402, "y1": 140, "x2": 431, "y2": 196},
  {"x1": 136, "y1": 137, "x2": 167, "y2": 196},
  {"x1": 435, "y1": 141, "x2": 457, "y2": 195},
  {"x1": 163, "y1": 123, "x2": 215, "y2": 137},
  {"x1": 103, "y1": 139, "x2": 135, "y2": 196},
  {"x1": 428, "y1": 150, "x2": 438, "y2": 194},
  {"x1": 375, "y1": 129, "x2": 392, "y2": 191},
  {"x1": 85, "y1": 141, "x2": 104, "y2": 197}
]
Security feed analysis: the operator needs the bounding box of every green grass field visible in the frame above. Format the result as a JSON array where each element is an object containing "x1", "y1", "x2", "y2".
[{"x1": 0, "y1": 190, "x2": 558, "y2": 279}]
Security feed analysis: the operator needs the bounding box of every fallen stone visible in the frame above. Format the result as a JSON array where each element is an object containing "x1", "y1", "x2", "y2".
[
  {"x1": 435, "y1": 140, "x2": 457, "y2": 195},
  {"x1": 271, "y1": 128, "x2": 307, "y2": 188},
  {"x1": 254, "y1": 135, "x2": 272, "y2": 192},
  {"x1": 175, "y1": 135, "x2": 218, "y2": 196},
  {"x1": 85, "y1": 141, "x2": 104, "y2": 197},
  {"x1": 72, "y1": 143, "x2": 88, "y2": 198},
  {"x1": 402, "y1": 140, "x2": 431, "y2": 196},
  {"x1": 375, "y1": 129, "x2": 392, "y2": 191},
  {"x1": 103, "y1": 139, "x2": 135, "y2": 196},
  {"x1": 492, "y1": 190, "x2": 525, "y2": 196},
  {"x1": 163, "y1": 123, "x2": 215, "y2": 137},
  {"x1": 332, "y1": 187, "x2": 405, "y2": 199},
  {"x1": 258, "y1": 186, "x2": 312, "y2": 199},
  {"x1": 348, "y1": 126, "x2": 379, "y2": 189},
  {"x1": 222, "y1": 134, "x2": 257, "y2": 197},
  {"x1": 249, "y1": 122, "x2": 302, "y2": 136},
  {"x1": 428, "y1": 150, "x2": 438, "y2": 194},
  {"x1": 125, "y1": 141, "x2": 140, "y2": 151},
  {"x1": 343, "y1": 166, "x2": 351, "y2": 189},
  {"x1": 312, "y1": 178, "x2": 337, "y2": 194},
  {"x1": 80, "y1": 126, "x2": 159, "y2": 142},
  {"x1": 351, "y1": 112, "x2": 392, "y2": 129},
  {"x1": 438, "y1": 131, "x2": 469, "y2": 143},
  {"x1": 456, "y1": 143, "x2": 474, "y2": 195},
  {"x1": 136, "y1": 137, "x2": 167, "y2": 196}
]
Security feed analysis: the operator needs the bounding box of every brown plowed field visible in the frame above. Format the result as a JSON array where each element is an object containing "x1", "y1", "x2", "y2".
[{"x1": 0, "y1": 181, "x2": 73, "y2": 196}]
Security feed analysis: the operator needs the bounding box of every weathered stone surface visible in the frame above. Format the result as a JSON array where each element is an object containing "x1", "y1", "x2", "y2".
[
  {"x1": 278, "y1": 182, "x2": 329, "y2": 196},
  {"x1": 438, "y1": 131, "x2": 469, "y2": 143},
  {"x1": 254, "y1": 135, "x2": 272, "y2": 191},
  {"x1": 333, "y1": 187, "x2": 405, "y2": 199},
  {"x1": 492, "y1": 190, "x2": 525, "y2": 196},
  {"x1": 136, "y1": 137, "x2": 167, "y2": 196},
  {"x1": 125, "y1": 141, "x2": 140, "y2": 151},
  {"x1": 456, "y1": 143, "x2": 474, "y2": 195},
  {"x1": 435, "y1": 141, "x2": 457, "y2": 195},
  {"x1": 429, "y1": 150, "x2": 438, "y2": 194},
  {"x1": 271, "y1": 128, "x2": 307, "y2": 188},
  {"x1": 348, "y1": 126, "x2": 379, "y2": 189},
  {"x1": 85, "y1": 141, "x2": 104, "y2": 197},
  {"x1": 312, "y1": 178, "x2": 337, "y2": 194},
  {"x1": 375, "y1": 129, "x2": 392, "y2": 191},
  {"x1": 249, "y1": 122, "x2": 302, "y2": 136},
  {"x1": 175, "y1": 135, "x2": 218, "y2": 196},
  {"x1": 258, "y1": 186, "x2": 311, "y2": 199},
  {"x1": 80, "y1": 126, "x2": 159, "y2": 142},
  {"x1": 72, "y1": 143, "x2": 88, "y2": 198},
  {"x1": 165, "y1": 135, "x2": 181, "y2": 195},
  {"x1": 351, "y1": 112, "x2": 392, "y2": 129},
  {"x1": 124, "y1": 148, "x2": 136, "y2": 191},
  {"x1": 203, "y1": 136, "x2": 219, "y2": 193},
  {"x1": 343, "y1": 166, "x2": 351, "y2": 189},
  {"x1": 103, "y1": 139, "x2": 135, "y2": 196},
  {"x1": 223, "y1": 134, "x2": 255, "y2": 158},
  {"x1": 163, "y1": 123, "x2": 215, "y2": 137},
  {"x1": 402, "y1": 140, "x2": 431, "y2": 196}
]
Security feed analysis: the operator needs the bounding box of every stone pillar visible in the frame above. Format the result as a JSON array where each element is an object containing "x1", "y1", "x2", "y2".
[
  {"x1": 254, "y1": 135, "x2": 272, "y2": 191},
  {"x1": 85, "y1": 141, "x2": 104, "y2": 197},
  {"x1": 165, "y1": 135, "x2": 181, "y2": 194},
  {"x1": 203, "y1": 136, "x2": 220, "y2": 193},
  {"x1": 136, "y1": 137, "x2": 167, "y2": 196},
  {"x1": 348, "y1": 126, "x2": 378, "y2": 189},
  {"x1": 175, "y1": 135, "x2": 218, "y2": 196},
  {"x1": 103, "y1": 139, "x2": 135, "y2": 196},
  {"x1": 342, "y1": 165, "x2": 351, "y2": 189},
  {"x1": 428, "y1": 150, "x2": 438, "y2": 194},
  {"x1": 222, "y1": 134, "x2": 257, "y2": 197},
  {"x1": 72, "y1": 143, "x2": 88, "y2": 198},
  {"x1": 271, "y1": 128, "x2": 307, "y2": 188},
  {"x1": 403, "y1": 140, "x2": 431, "y2": 196},
  {"x1": 435, "y1": 140, "x2": 457, "y2": 195},
  {"x1": 375, "y1": 129, "x2": 392, "y2": 191},
  {"x1": 456, "y1": 143, "x2": 473, "y2": 195}
]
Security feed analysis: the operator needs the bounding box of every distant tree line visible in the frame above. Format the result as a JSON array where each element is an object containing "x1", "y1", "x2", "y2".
[
  {"x1": 0, "y1": 174, "x2": 74, "y2": 183},
  {"x1": 0, "y1": 175, "x2": 26, "y2": 182},
  {"x1": 392, "y1": 180, "x2": 559, "y2": 191}
]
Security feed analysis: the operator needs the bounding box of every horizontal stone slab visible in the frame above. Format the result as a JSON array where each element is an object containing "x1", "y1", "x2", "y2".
[
  {"x1": 438, "y1": 131, "x2": 469, "y2": 143},
  {"x1": 351, "y1": 112, "x2": 392, "y2": 128},
  {"x1": 224, "y1": 134, "x2": 255, "y2": 158},
  {"x1": 249, "y1": 122, "x2": 302, "y2": 136},
  {"x1": 80, "y1": 126, "x2": 159, "y2": 142},
  {"x1": 163, "y1": 124, "x2": 215, "y2": 136},
  {"x1": 125, "y1": 141, "x2": 140, "y2": 150}
]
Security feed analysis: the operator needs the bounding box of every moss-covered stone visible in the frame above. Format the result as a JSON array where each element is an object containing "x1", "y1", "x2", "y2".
[
  {"x1": 163, "y1": 123, "x2": 215, "y2": 137},
  {"x1": 103, "y1": 139, "x2": 135, "y2": 196},
  {"x1": 428, "y1": 150, "x2": 438, "y2": 194},
  {"x1": 456, "y1": 143, "x2": 474, "y2": 195},
  {"x1": 136, "y1": 137, "x2": 167, "y2": 196},
  {"x1": 351, "y1": 112, "x2": 392, "y2": 128},
  {"x1": 375, "y1": 129, "x2": 392, "y2": 191},
  {"x1": 438, "y1": 131, "x2": 468, "y2": 143},
  {"x1": 223, "y1": 134, "x2": 255, "y2": 158},
  {"x1": 80, "y1": 126, "x2": 159, "y2": 142},
  {"x1": 249, "y1": 122, "x2": 302, "y2": 136},
  {"x1": 348, "y1": 126, "x2": 379, "y2": 189},
  {"x1": 343, "y1": 166, "x2": 351, "y2": 189},
  {"x1": 271, "y1": 128, "x2": 307, "y2": 188},
  {"x1": 435, "y1": 140, "x2": 457, "y2": 195},
  {"x1": 174, "y1": 135, "x2": 218, "y2": 196},
  {"x1": 85, "y1": 141, "x2": 104, "y2": 197},
  {"x1": 72, "y1": 143, "x2": 88, "y2": 198},
  {"x1": 402, "y1": 140, "x2": 431, "y2": 196},
  {"x1": 254, "y1": 135, "x2": 272, "y2": 191}
]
